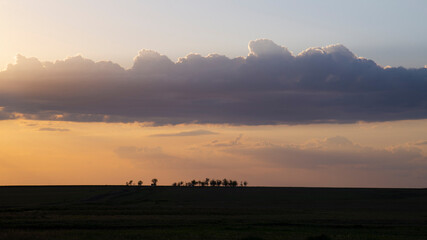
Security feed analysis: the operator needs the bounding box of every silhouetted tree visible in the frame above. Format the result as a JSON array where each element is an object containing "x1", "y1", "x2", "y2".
[
  {"x1": 191, "y1": 179, "x2": 197, "y2": 187},
  {"x1": 210, "y1": 179, "x2": 217, "y2": 187},
  {"x1": 216, "y1": 179, "x2": 222, "y2": 186},
  {"x1": 231, "y1": 180, "x2": 238, "y2": 187},
  {"x1": 138, "y1": 180, "x2": 143, "y2": 186},
  {"x1": 126, "y1": 180, "x2": 133, "y2": 186},
  {"x1": 243, "y1": 181, "x2": 248, "y2": 187},
  {"x1": 205, "y1": 178, "x2": 210, "y2": 186},
  {"x1": 151, "y1": 178, "x2": 158, "y2": 186},
  {"x1": 222, "y1": 179, "x2": 229, "y2": 187}
]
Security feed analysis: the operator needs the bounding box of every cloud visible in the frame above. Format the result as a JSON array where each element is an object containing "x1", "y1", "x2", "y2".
[
  {"x1": 38, "y1": 127, "x2": 70, "y2": 132},
  {"x1": 0, "y1": 109, "x2": 13, "y2": 120},
  {"x1": 207, "y1": 134, "x2": 243, "y2": 147},
  {"x1": 223, "y1": 136, "x2": 427, "y2": 171},
  {"x1": 114, "y1": 145, "x2": 216, "y2": 169},
  {"x1": 0, "y1": 39, "x2": 426, "y2": 125},
  {"x1": 415, "y1": 140, "x2": 427, "y2": 146},
  {"x1": 248, "y1": 39, "x2": 293, "y2": 58},
  {"x1": 150, "y1": 129, "x2": 217, "y2": 137},
  {"x1": 114, "y1": 146, "x2": 167, "y2": 160}
]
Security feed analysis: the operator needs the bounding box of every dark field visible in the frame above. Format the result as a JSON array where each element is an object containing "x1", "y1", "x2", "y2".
[{"x1": 0, "y1": 186, "x2": 427, "y2": 240}]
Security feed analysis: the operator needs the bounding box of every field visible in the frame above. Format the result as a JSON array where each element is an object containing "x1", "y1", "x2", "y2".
[{"x1": 0, "y1": 186, "x2": 426, "y2": 240}]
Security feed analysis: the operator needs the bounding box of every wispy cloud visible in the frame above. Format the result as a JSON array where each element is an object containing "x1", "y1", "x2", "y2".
[
  {"x1": 114, "y1": 145, "x2": 216, "y2": 169},
  {"x1": 114, "y1": 146, "x2": 167, "y2": 160},
  {"x1": 150, "y1": 129, "x2": 217, "y2": 137},
  {"x1": 207, "y1": 134, "x2": 243, "y2": 147},
  {"x1": 223, "y1": 136, "x2": 427, "y2": 171},
  {"x1": 415, "y1": 140, "x2": 427, "y2": 146},
  {"x1": 38, "y1": 127, "x2": 70, "y2": 132}
]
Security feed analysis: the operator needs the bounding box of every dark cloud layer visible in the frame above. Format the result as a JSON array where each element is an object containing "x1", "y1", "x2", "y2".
[{"x1": 1, "y1": 39, "x2": 426, "y2": 125}]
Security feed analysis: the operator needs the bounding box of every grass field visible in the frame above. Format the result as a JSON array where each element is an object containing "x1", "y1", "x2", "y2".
[{"x1": 0, "y1": 186, "x2": 426, "y2": 240}]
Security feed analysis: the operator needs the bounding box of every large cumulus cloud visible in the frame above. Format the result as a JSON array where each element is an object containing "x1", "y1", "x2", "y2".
[{"x1": 0, "y1": 39, "x2": 426, "y2": 125}]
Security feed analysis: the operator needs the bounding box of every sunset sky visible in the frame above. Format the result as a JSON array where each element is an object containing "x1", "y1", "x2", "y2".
[{"x1": 1, "y1": 0, "x2": 427, "y2": 187}]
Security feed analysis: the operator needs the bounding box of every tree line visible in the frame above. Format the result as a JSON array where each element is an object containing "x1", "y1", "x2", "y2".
[
  {"x1": 172, "y1": 178, "x2": 247, "y2": 187},
  {"x1": 125, "y1": 178, "x2": 248, "y2": 187},
  {"x1": 126, "y1": 178, "x2": 157, "y2": 186}
]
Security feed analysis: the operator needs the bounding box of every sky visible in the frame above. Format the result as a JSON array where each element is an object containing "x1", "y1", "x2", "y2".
[
  {"x1": 1, "y1": 0, "x2": 427, "y2": 187},
  {"x1": 1, "y1": 0, "x2": 427, "y2": 69}
]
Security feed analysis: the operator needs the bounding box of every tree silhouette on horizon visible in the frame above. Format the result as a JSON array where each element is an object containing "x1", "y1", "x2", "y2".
[
  {"x1": 151, "y1": 178, "x2": 158, "y2": 186},
  {"x1": 170, "y1": 178, "x2": 248, "y2": 187}
]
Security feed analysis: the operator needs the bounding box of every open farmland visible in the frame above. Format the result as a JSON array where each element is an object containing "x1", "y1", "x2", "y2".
[{"x1": 0, "y1": 186, "x2": 426, "y2": 240}]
